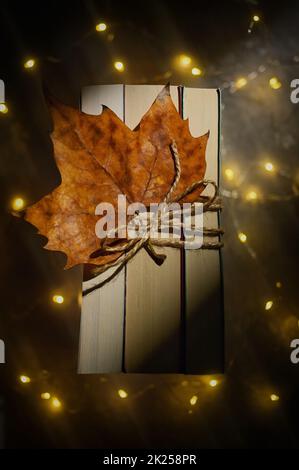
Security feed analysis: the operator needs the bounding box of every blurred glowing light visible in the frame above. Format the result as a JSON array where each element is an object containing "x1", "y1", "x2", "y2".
[
  {"x1": 189, "y1": 395, "x2": 198, "y2": 406},
  {"x1": 0, "y1": 103, "x2": 8, "y2": 114},
  {"x1": 224, "y1": 168, "x2": 235, "y2": 181},
  {"x1": 52, "y1": 294, "x2": 64, "y2": 304},
  {"x1": 235, "y1": 77, "x2": 247, "y2": 89},
  {"x1": 264, "y1": 161, "x2": 275, "y2": 172},
  {"x1": 191, "y1": 67, "x2": 202, "y2": 76},
  {"x1": 114, "y1": 61, "x2": 125, "y2": 72},
  {"x1": 19, "y1": 375, "x2": 31, "y2": 384},
  {"x1": 12, "y1": 197, "x2": 25, "y2": 211},
  {"x1": 245, "y1": 190, "x2": 258, "y2": 201},
  {"x1": 276, "y1": 281, "x2": 282, "y2": 289},
  {"x1": 51, "y1": 397, "x2": 62, "y2": 409},
  {"x1": 118, "y1": 389, "x2": 128, "y2": 398},
  {"x1": 253, "y1": 15, "x2": 260, "y2": 22},
  {"x1": 24, "y1": 59, "x2": 35, "y2": 69},
  {"x1": 238, "y1": 232, "x2": 247, "y2": 243},
  {"x1": 269, "y1": 77, "x2": 282, "y2": 90},
  {"x1": 178, "y1": 54, "x2": 192, "y2": 68},
  {"x1": 270, "y1": 394, "x2": 279, "y2": 402},
  {"x1": 265, "y1": 300, "x2": 273, "y2": 311},
  {"x1": 209, "y1": 379, "x2": 218, "y2": 387},
  {"x1": 95, "y1": 22, "x2": 107, "y2": 32},
  {"x1": 41, "y1": 392, "x2": 51, "y2": 400}
]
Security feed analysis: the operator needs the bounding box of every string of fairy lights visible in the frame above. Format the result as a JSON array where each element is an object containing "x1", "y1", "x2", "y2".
[
  {"x1": 16, "y1": 369, "x2": 282, "y2": 417},
  {"x1": 16, "y1": 372, "x2": 225, "y2": 415},
  {"x1": 1, "y1": 11, "x2": 296, "y2": 418}
]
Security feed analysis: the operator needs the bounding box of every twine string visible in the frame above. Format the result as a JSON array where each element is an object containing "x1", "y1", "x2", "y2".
[{"x1": 83, "y1": 140, "x2": 223, "y2": 295}]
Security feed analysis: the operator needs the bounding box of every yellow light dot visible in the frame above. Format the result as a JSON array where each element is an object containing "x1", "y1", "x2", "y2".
[
  {"x1": 270, "y1": 394, "x2": 279, "y2": 402},
  {"x1": 19, "y1": 375, "x2": 31, "y2": 384},
  {"x1": 51, "y1": 397, "x2": 62, "y2": 409},
  {"x1": 269, "y1": 77, "x2": 281, "y2": 90},
  {"x1": 209, "y1": 379, "x2": 218, "y2": 387},
  {"x1": 24, "y1": 59, "x2": 35, "y2": 69},
  {"x1": 276, "y1": 281, "x2": 282, "y2": 289},
  {"x1": 224, "y1": 168, "x2": 235, "y2": 181},
  {"x1": 265, "y1": 300, "x2": 273, "y2": 311},
  {"x1": 114, "y1": 61, "x2": 125, "y2": 72},
  {"x1": 238, "y1": 232, "x2": 247, "y2": 243},
  {"x1": 11, "y1": 197, "x2": 25, "y2": 211},
  {"x1": 253, "y1": 15, "x2": 260, "y2": 22},
  {"x1": 178, "y1": 54, "x2": 192, "y2": 68},
  {"x1": 235, "y1": 77, "x2": 247, "y2": 89},
  {"x1": 245, "y1": 190, "x2": 258, "y2": 201},
  {"x1": 264, "y1": 161, "x2": 275, "y2": 172},
  {"x1": 52, "y1": 294, "x2": 64, "y2": 304},
  {"x1": 189, "y1": 395, "x2": 198, "y2": 406},
  {"x1": 0, "y1": 103, "x2": 8, "y2": 114},
  {"x1": 191, "y1": 67, "x2": 202, "y2": 76},
  {"x1": 95, "y1": 22, "x2": 107, "y2": 32},
  {"x1": 118, "y1": 389, "x2": 128, "y2": 399},
  {"x1": 41, "y1": 392, "x2": 51, "y2": 400}
]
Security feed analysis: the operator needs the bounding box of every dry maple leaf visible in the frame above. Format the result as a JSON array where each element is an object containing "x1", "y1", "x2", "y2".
[{"x1": 25, "y1": 84, "x2": 209, "y2": 268}]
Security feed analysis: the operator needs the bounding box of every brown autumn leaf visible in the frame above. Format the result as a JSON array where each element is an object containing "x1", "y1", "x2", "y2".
[{"x1": 25, "y1": 85, "x2": 209, "y2": 268}]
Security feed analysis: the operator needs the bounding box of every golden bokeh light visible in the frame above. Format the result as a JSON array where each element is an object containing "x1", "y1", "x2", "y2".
[
  {"x1": 224, "y1": 168, "x2": 235, "y2": 181},
  {"x1": 264, "y1": 161, "x2": 275, "y2": 172},
  {"x1": 235, "y1": 77, "x2": 247, "y2": 89},
  {"x1": 11, "y1": 197, "x2": 25, "y2": 211},
  {"x1": 245, "y1": 190, "x2": 258, "y2": 202},
  {"x1": 114, "y1": 61, "x2": 125, "y2": 72},
  {"x1": 0, "y1": 103, "x2": 8, "y2": 114},
  {"x1": 270, "y1": 394, "x2": 279, "y2": 402},
  {"x1": 191, "y1": 67, "x2": 202, "y2": 76},
  {"x1": 52, "y1": 294, "x2": 64, "y2": 304},
  {"x1": 51, "y1": 397, "x2": 62, "y2": 409},
  {"x1": 209, "y1": 379, "x2": 218, "y2": 387},
  {"x1": 269, "y1": 77, "x2": 282, "y2": 90},
  {"x1": 41, "y1": 392, "x2": 51, "y2": 400},
  {"x1": 118, "y1": 389, "x2": 128, "y2": 399},
  {"x1": 24, "y1": 59, "x2": 35, "y2": 69},
  {"x1": 238, "y1": 232, "x2": 247, "y2": 243},
  {"x1": 19, "y1": 375, "x2": 31, "y2": 384},
  {"x1": 265, "y1": 300, "x2": 273, "y2": 311},
  {"x1": 189, "y1": 395, "x2": 198, "y2": 406},
  {"x1": 177, "y1": 54, "x2": 192, "y2": 68},
  {"x1": 95, "y1": 22, "x2": 107, "y2": 32}
]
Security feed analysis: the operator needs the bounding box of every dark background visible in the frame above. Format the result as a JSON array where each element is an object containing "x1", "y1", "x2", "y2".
[{"x1": 0, "y1": 0, "x2": 299, "y2": 448}]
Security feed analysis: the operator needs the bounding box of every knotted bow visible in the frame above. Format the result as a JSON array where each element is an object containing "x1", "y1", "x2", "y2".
[{"x1": 84, "y1": 141, "x2": 223, "y2": 295}]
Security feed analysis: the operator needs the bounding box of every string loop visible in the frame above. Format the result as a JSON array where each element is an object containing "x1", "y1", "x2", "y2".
[{"x1": 83, "y1": 141, "x2": 223, "y2": 295}]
